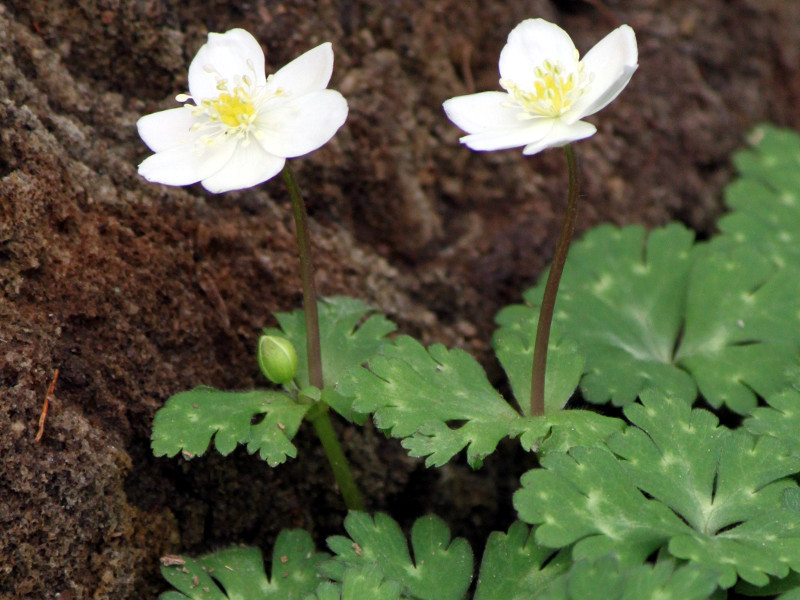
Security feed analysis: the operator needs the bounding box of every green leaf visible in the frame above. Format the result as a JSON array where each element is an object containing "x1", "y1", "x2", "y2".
[
  {"x1": 736, "y1": 571, "x2": 800, "y2": 597},
  {"x1": 159, "y1": 530, "x2": 329, "y2": 599},
  {"x1": 500, "y1": 222, "x2": 800, "y2": 414},
  {"x1": 322, "y1": 512, "x2": 473, "y2": 600},
  {"x1": 265, "y1": 296, "x2": 396, "y2": 397},
  {"x1": 744, "y1": 388, "x2": 800, "y2": 457},
  {"x1": 537, "y1": 556, "x2": 721, "y2": 600},
  {"x1": 151, "y1": 387, "x2": 308, "y2": 467},
  {"x1": 674, "y1": 244, "x2": 800, "y2": 413},
  {"x1": 492, "y1": 310, "x2": 584, "y2": 414},
  {"x1": 510, "y1": 410, "x2": 625, "y2": 456},
  {"x1": 515, "y1": 390, "x2": 800, "y2": 588},
  {"x1": 514, "y1": 444, "x2": 691, "y2": 564},
  {"x1": 311, "y1": 566, "x2": 402, "y2": 600},
  {"x1": 717, "y1": 125, "x2": 800, "y2": 268},
  {"x1": 473, "y1": 522, "x2": 570, "y2": 600},
  {"x1": 339, "y1": 336, "x2": 520, "y2": 467},
  {"x1": 606, "y1": 391, "x2": 800, "y2": 587},
  {"x1": 498, "y1": 224, "x2": 698, "y2": 408}
]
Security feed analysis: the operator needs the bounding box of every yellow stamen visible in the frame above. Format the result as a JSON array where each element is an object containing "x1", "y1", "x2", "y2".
[
  {"x1": 202, "y1": 87, "x2": 256, "y2": 129},
  {"x1": 501, "y1": 57, "x2": 589, "y2": 118}
]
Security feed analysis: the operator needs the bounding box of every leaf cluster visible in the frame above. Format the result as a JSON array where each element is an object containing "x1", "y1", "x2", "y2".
[{"x1": 154, "y1": 126, "x2": 800, "y2": 598}]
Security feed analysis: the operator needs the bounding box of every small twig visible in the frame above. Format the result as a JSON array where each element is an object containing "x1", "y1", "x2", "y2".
[{"x1": 35, "y1": 369, "x2": 59, "y2": 442}]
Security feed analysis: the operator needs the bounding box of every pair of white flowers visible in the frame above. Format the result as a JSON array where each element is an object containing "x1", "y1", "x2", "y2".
[{"x1": 138, "y1": 20, "x2": 638, "y2": 193}]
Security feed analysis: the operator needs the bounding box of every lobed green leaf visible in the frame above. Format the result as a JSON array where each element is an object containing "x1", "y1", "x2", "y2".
[
  {"x1": 473, "y1": 522, "x2": 570, "y2": 600},
  {"x1": 151, "y1": 387, "x2": 308, "y2": 466},
  {"x1": 674, "y1": 244, "x2": 800, "y2": 413},
  {"x1": 744, "y1": 388, "x2": 800, "y2": 457},
  {"x1": 311, "y1": 566, "x2": 402, "y2": 600},
  {"x1": 159, "y1": 530, "x2": 328, "y2": 599},
  {"x1": 322, "y1": 512, "x2": 473, "y2": 600},
  {"x1": 339, "y1": 336, "x2": 520, "y2": 467},
  {"x1": 265, "y1": 296, "x2": 396, "y2": 409},
  {"x1": 511, "y1": 410, "x2": 625, "y2": 456},
  {"x1": 492, "y1": 312, "x2": 584, "y2": 414},
  {"x1": 537, "y1": 556, "x2": 721, "y2": 600},
  {"x1": 717, "y1": 124, "x2": 800, "y2": 268},
  {"x1": 496, "y1": 224, "x2": 698, "y2": 409},
  {"x1": 515, "y1": 390, "x2": 800, "y2": 589},
  {"x1": 514, "y1": 444, "x2": 690, "y2": 564},
  {"x1": 497, "y1": 220, "x2": 800, "y2": 414}
]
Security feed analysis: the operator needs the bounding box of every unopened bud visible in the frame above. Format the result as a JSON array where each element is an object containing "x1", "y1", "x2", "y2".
[{"x1": 257, "y1": 335, "x2": 298, "y2": 384}]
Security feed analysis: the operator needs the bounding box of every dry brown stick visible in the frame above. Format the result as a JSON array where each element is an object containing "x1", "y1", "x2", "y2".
[{"x1": 35, "y1": 368, "x2": 59, "y2": 442}]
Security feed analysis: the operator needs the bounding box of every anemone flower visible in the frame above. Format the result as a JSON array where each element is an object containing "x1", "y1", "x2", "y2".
[
  {"x1": 443, "y1": 18, "x2": 637, "y2": 156},
  {"x1": 137, "y1": 29, "x2": 348, "y2": 193}
]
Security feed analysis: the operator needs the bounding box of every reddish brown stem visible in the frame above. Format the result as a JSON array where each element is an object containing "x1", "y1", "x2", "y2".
[{"x1": 530, "y1": 145, "x2": 579, "y2": 416}]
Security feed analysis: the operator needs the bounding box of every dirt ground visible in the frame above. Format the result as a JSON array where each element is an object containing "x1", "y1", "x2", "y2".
[{"x1": 2, "y1": 0, "x2": 799, "y2": 597}]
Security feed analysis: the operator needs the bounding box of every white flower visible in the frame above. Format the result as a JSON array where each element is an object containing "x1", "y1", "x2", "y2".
[
  {"x1": 443, "y1": 19, "x2": 637, "y2": 156},
  {"x1": 137, "y1": 29, "x2": 348, "y2": 193}
]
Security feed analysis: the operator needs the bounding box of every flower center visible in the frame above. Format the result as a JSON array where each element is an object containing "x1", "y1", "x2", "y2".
[
  {"x1": 500, "y1": 54, "x2": 591, "y2": 118},
  {"x1": 205, "y1": 88, "x2": 257, "y2": 128},
  {"x1": 176, "y1": 61, "x2": 285, "y2": 152}
]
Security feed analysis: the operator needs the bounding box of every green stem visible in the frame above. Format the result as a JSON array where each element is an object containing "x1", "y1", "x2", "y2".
[
  {"x1": 530, "y1": 144, "x2": 580, "y2": 416},
  {"x1": 282, "y1": 164, "x2": 364, "y2": 511}
]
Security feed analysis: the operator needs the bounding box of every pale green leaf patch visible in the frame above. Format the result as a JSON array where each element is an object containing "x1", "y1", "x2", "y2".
[
  {"x1": 151, "y1": 387, "x2": 308, "y2": 467},
  {"x1": 322, "y1": 512, "x2": 472, "y2": 600},
  {"x1": 341, "y1": 333, "x2": 626, "y2": 467},
  {"x1": 159, "y1": 530, "x2": 328, "y2": 599}
]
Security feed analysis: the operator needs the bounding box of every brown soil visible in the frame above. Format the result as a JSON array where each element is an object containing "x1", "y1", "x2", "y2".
[{"x1": 1, "y1": 0, "x2": 798, "y2": 597}]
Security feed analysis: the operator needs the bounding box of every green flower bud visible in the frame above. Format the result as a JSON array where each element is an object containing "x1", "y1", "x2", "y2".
[{"x1": 257, "y1": 335, "x2": 298, "y2": 384}]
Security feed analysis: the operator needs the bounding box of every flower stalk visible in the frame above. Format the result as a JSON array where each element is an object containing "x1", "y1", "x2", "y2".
[
  {"x1": 282, "y1": 164, "x2": 364, "y2": 511},
  {"x1": 441, "y1": 18, "x2": 637, "y2": 413},
  {"x1": 530, "y1": 144, "x2": 579, "y2": 416}
]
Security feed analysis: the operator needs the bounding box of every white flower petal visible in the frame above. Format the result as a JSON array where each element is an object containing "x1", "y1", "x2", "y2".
[
  {"x1": 521, "y1": 120, "x2": 596, "y2": 156},
  {"x1": 200, "y1": 142, "x2": 285, "y2": 193},
  {"x1": 499, "y1": 19, "x2": 578, "y2": 90},
  {"x1": 188, "y1": 29, "x2": 267, "y2": 101},
  {"x1": 565, "y1": 25, "x2": 638, "y2": 122},
  {"x1": 443, "y1": 91, "x2": 523, "y2": 135},
  {"x1": 460, "y1": 119, "x2": 556, "y2": 152},
  {"x1": 137, "y1": 107, "x2": 197, "y2": 153},
  {"x1": 138, "y1": 140, "x2": 236, "y2": 187},
  {"x1": 256, "y1": 89, "x2": 348, "y2": 158},
  {"x1": 268, "y1": 43, "x2": 334, "y2": 97}
]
